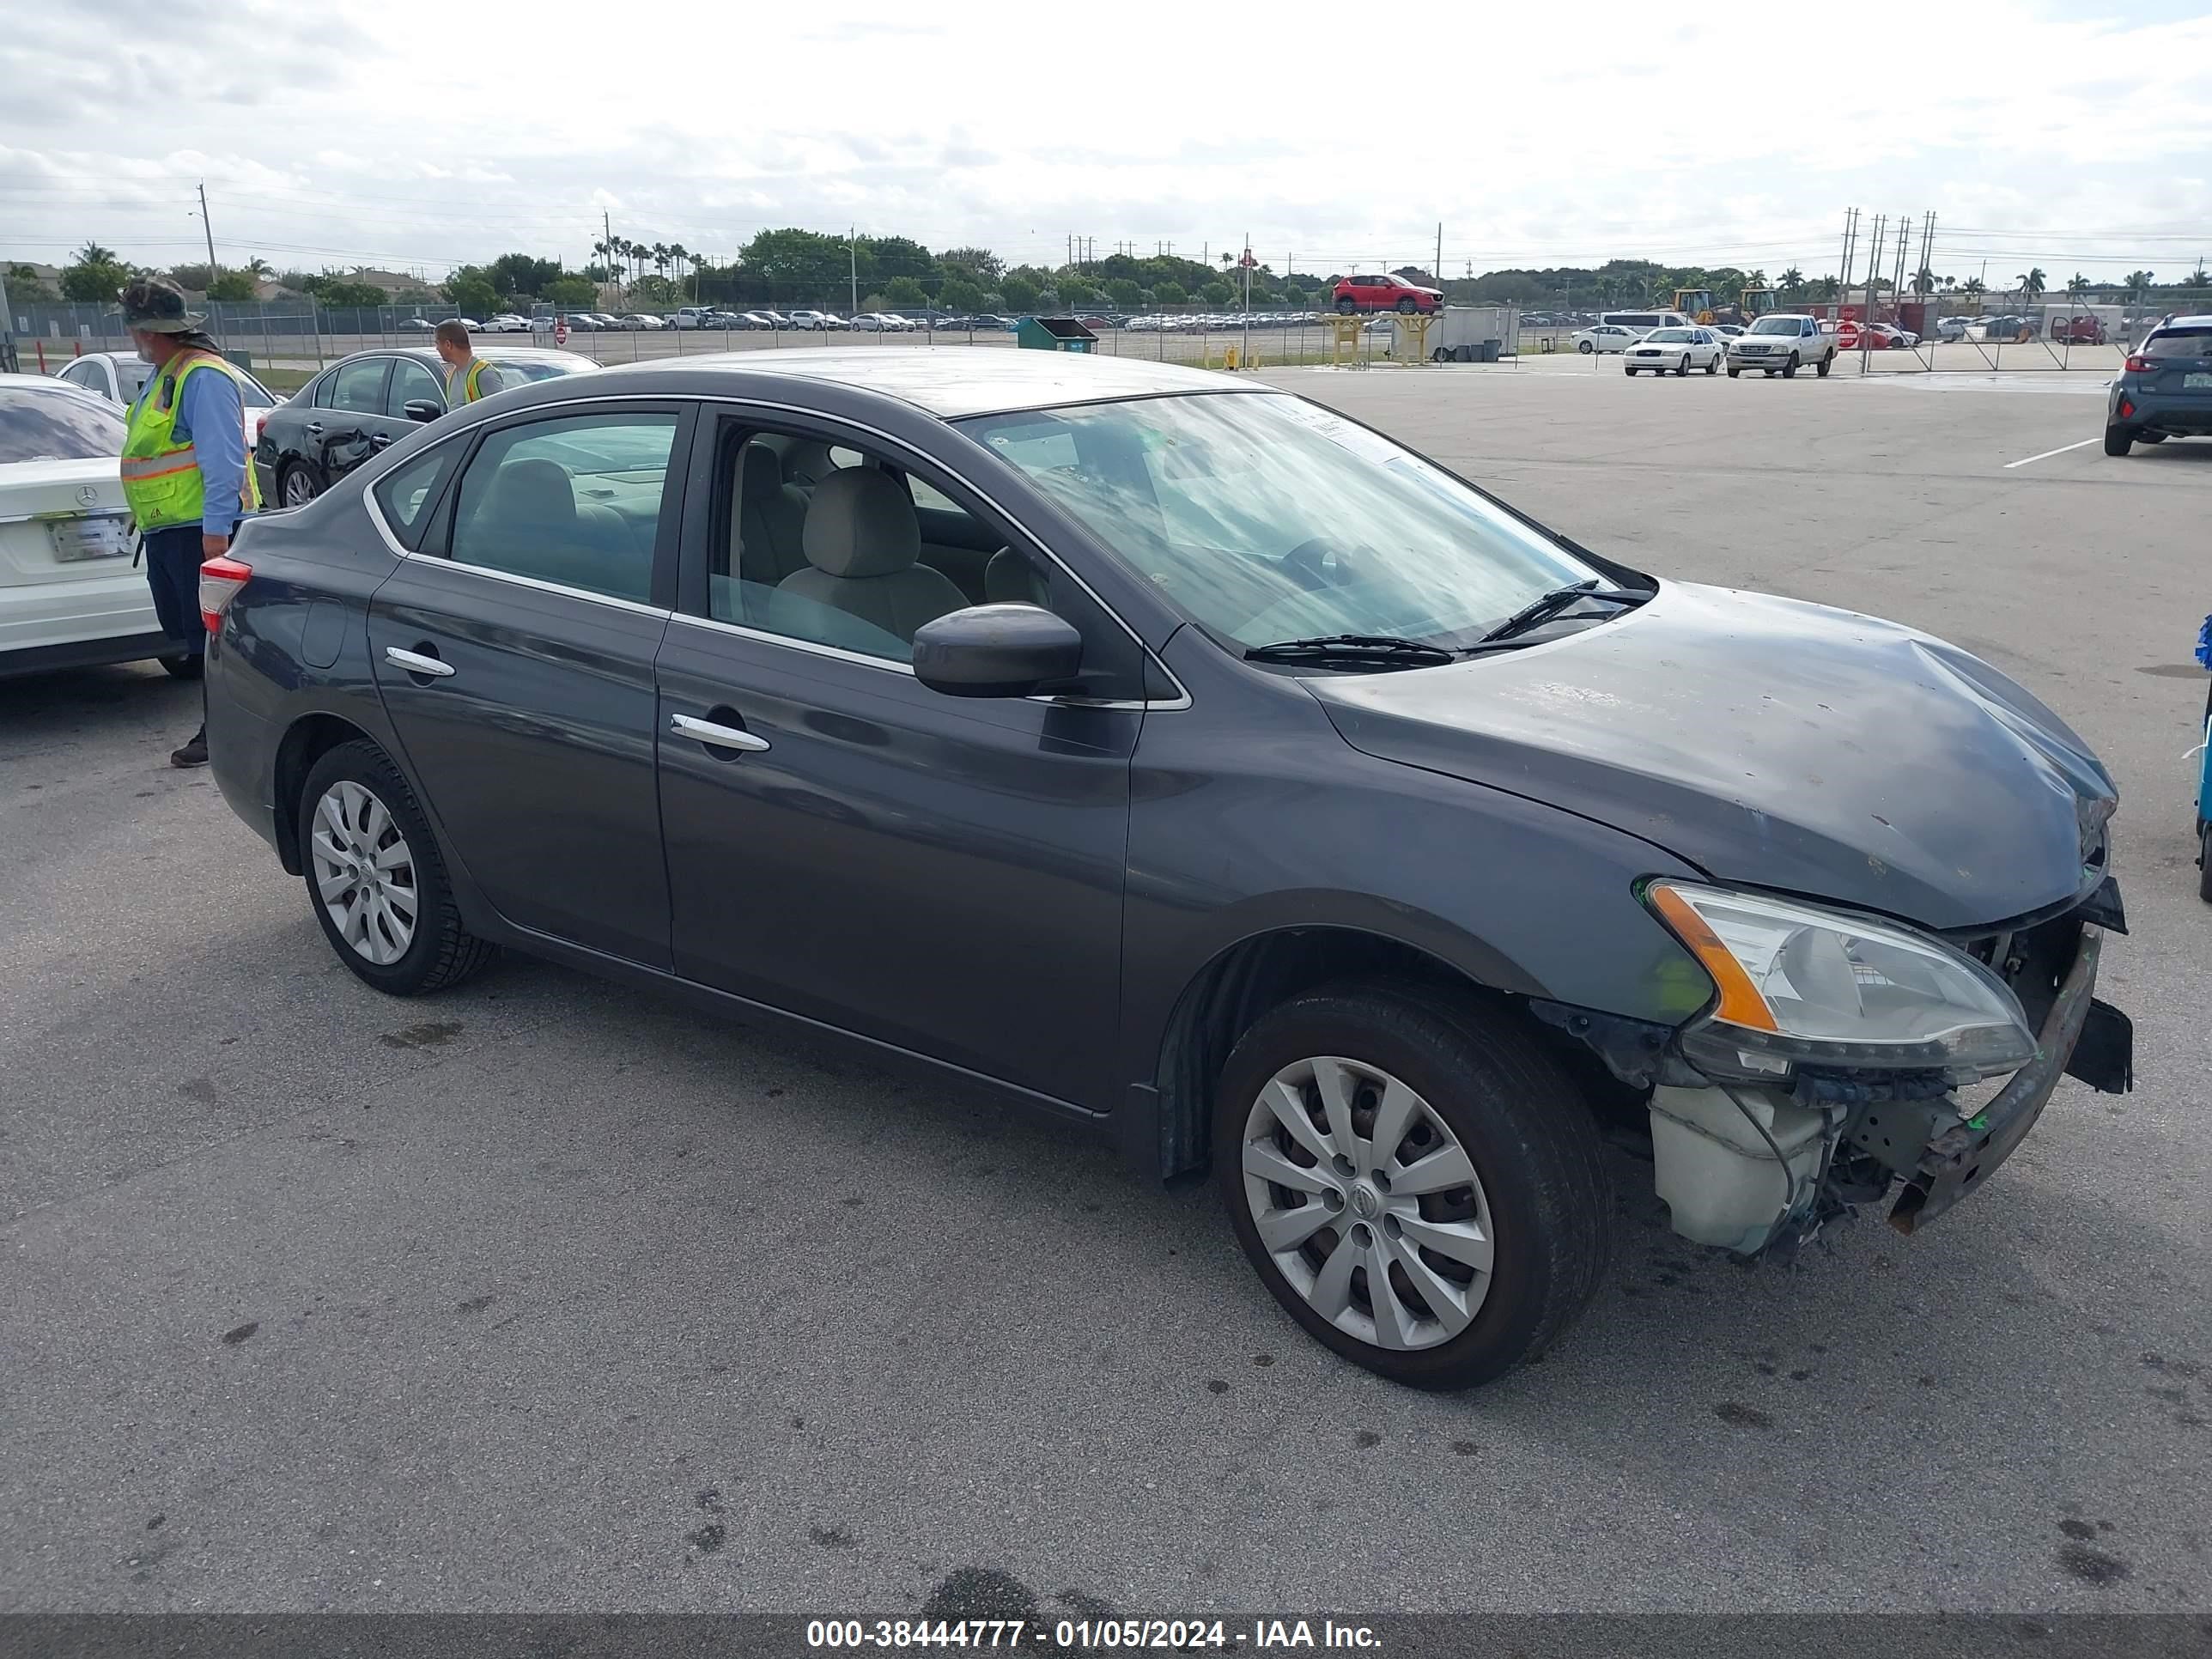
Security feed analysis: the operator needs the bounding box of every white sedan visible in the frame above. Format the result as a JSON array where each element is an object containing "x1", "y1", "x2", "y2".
[
  {"x1": 0, "y1": 374, "x2": 193, "y2": 678},
  {"x1": 1571, "y1": 323, "x2": 1643, "y2": 354},
  {"x1": 51, "y1": 349, "x2": 280, "y2": 454},
  {"x1": 1623, "y1": 326, "x2": 1727, "y2": 376}
]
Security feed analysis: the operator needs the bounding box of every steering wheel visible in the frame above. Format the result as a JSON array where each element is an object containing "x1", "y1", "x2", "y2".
[{"x1": 1282, "y1": 537, "x2": 1343, "y2": 591}]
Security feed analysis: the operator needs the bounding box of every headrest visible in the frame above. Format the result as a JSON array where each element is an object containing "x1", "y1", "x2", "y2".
[
  {"x1": 738, "y1": 441, "x2": 786, "y2": 505},
  {"x1": 802, "y1": 466, "x2": 920, "y2": 579},
  {"x1": 485, "y1": 458, "x2": 574, "y2": 526},
  {"x1": 782, "y1": 441, "x2": 837, "y2": 488}
]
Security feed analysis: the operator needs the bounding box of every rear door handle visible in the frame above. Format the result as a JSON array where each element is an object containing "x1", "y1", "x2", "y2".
[
  {"x1": 369, "y1": 431, "x2": 392, "y2": 450},
  {"x1": 671, "y1": 713, "x2": 769, "y2": 753},
  {"x1": 385, "y1": 646, "x2": 454, "y2": 678}
]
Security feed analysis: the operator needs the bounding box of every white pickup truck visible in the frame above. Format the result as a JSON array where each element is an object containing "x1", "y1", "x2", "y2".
[{"x1": 1725, "y1": 313, "x2": 1838, "y2": 379}]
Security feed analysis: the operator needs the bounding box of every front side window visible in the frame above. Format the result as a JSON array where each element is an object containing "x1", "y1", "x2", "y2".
[
  {"x1": 960, "y1": 392, "x2": 1601, "y2": 653},
  {"x1": 387, "y1": 359, "x2": 445, "y2": 416},
  {"x1": 447, "y1": 411, "x2": 678, "y2": 604}
]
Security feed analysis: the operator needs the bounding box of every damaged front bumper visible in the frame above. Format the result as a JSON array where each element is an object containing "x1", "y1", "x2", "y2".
[{"x1": 1537, "y1": 901, "x2": 2133, "y2": 1255}]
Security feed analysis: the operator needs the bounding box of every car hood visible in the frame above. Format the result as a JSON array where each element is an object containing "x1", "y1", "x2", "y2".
[{"x1": 1306, "y1": 581, "x2": 2116, "y2": 932}]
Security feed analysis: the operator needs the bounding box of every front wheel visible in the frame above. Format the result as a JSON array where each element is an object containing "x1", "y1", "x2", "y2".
[
  {"x1": 2103, "y1": 422, "x2": 2135, "y2": 456},
  {"x1": 2201, "y1": 823, "x2": 2212, "y2": 903},
  {"x1": 1727, "y1": 363, "x2": 1741, "y2": 378},
  {"x1": 1577, "y1": 339, "x2": 1595, "y2": 354},
  {"x1": 1815, "y1": 351, "x2": 1834, "y2": 377},
  {"x1": 1675, "y1": 356, "x2": 1691, "y2": 377},
  {"x1": 1782, "y1": 354, "x2": 1800, "y2": 379},
  {"x1": 299, "y1": 740, "x2": 496, "y2": 996},
  {"x1": 1214, "y1": 982, "x2": 1613, "y2": 1390},
  {"x1": 1396, "y1": 298, "x2": 1419, "y2": 313}
]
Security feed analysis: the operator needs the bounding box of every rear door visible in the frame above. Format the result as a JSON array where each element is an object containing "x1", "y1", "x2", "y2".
[{"x1": 368, "y1": 399, "x2": 692, "y2": 967}]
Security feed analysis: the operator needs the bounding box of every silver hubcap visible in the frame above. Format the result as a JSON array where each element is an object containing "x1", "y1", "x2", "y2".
[
  {"x1": 1239, "y1": 1056, "x2": 1495, "y2": 1352},
  {"x1": 284, "y1": 471, "x2": 316, "y2": 506},
  {"x1": 310, "y1": 780, "x2": 417, "y2": 964}
]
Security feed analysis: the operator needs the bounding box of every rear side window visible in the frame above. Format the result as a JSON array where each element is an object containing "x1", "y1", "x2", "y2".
[
  {"x1": 370, "y1": 441, "x2": 462, "y2": 549},
  {"x1": 387, "y1": 359, "x2": 445, "y2": 416},
  {"x1": 2142, "y1": 329, "x2": 2212, "y2": 358},
  {"x1": 331, "y1": 359, "x2": 389, "y2": 414},
  {"x1": 446, "y1": 411, "x2": 678, "y2": 604}
]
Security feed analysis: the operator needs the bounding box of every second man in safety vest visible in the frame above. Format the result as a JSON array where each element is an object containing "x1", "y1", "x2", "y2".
[{"x1": 434, "y1": 319, "x2": 502, "y2": 404}]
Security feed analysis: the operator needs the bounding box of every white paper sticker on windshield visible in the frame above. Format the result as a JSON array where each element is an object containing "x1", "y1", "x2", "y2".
[{"x1": 1268, "y1": 399, "x2": 1405, "y2": 465}]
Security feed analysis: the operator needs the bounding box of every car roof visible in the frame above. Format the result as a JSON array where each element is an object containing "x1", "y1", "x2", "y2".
[
  {"x1": 321, "y1": 345, "x2": 595, "y2": 368},
  {"x1": 2152, "y1": 314, "x2": 2212, "y2": 329},
  {"x1": 602, "y1": 347, "x2": 1255, "y2": 418},
  {"x1": 1, "y1": 370, "x2": 109, "y2": 394}
]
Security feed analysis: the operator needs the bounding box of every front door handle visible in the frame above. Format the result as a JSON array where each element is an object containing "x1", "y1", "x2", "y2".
[
  {"x1": 385, "y1": 645, "x2": 454, "y2": 678},
  {"x1": 305, "y1": 421, "x2": 324, "y2": 434},
  {"x1": 671, "y1": 712, "x2": 769, "y2": 754}
]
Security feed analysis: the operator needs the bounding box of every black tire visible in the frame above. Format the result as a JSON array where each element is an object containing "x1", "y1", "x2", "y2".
[
  {"x1": 1624, "y1": 365, "x2": 1638, "y2": 376},
  {"x1": 159, "y1": 653, "x2": 204, "y2": 680},
  {"x1": 1727, "y1": 364, "x2": 1741, "y2": 378},
  {"x1": 297, "y1": 739, "x2": 495, "y2": 996},
  {"x1": 276, "y1": 462, "x2": 319, "y2": 508},
  {"x1": 2103, "y1": 423, "x2": 2134, "y2": 457},
  {"x1": 1815, "y1": 351, "x2": 1833, "y2": 377},
  {"x1": 2200, "y1": 823, "x2": 2212, "y2": 904},
  {"x1": 1336, "y1": 298, "x2": 1357, "y2": 315},
  {"x1": 1577, "y1": 339, "x2": 1595, "y2": 354},
  {"x1": 1765, "y1": 368, "x2": 1778, "y2": 378},
  {"x1": 1674, "y1": 356, "x2": 1690, "y2": 376},
  {"x1": 1396, "y1": 297, "x2": 1419, "y2": 313},
  {"x1": 1704, "y1": 356, "x2": 1719, "y2": 374},
  {"x1": 1212, "y1": 981, "x2": 1613, "y2": 1390},
  {"x1": 1782, "y1": 354, "x2": 1800, "y2": 379}
]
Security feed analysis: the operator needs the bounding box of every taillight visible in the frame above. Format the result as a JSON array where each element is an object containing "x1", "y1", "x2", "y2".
[
  {"x1": 199, "y1": 556, "x2": 252, "y2": 634},
  {"x1": 2124, "y1": 355, "x2": 2149, "y2": 373},
  {"x1": 254, "y1": 413, "x2": 270, "y2": 443}
]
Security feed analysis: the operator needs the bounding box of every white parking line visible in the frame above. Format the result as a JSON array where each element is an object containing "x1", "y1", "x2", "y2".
[{"x1": 2003, "y1": 437, "x2": 2099, "y2": 469}]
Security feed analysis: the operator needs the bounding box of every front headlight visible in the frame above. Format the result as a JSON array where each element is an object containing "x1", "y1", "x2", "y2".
[{"x1": 1644, "y1": 880, "x2": 2038, "y2": 1080}]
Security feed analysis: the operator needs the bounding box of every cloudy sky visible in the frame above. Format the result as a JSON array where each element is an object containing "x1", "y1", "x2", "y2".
[{"x1": 6, "y1": 0, "x2": 2212, "y2": 285}]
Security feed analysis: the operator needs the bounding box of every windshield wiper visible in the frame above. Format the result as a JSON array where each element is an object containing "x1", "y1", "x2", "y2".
[
  {"x1": 1245, "y1": 634, "x2": 1456, "y2": 666},
  {"x1": 1479, "y1": 580, "x2": 1649, "y2": 645}
]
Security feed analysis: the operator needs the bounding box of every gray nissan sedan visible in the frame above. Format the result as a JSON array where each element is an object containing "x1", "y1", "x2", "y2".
[{"x1": 203, "y1": 351, "x2": 2130, "y2": 1389}]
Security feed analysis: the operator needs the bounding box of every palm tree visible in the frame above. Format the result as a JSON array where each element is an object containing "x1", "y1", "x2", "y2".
[
  {"x1": 1913, "y1": 264, "x2": 1936, "y2": 296},
  {"x1": 2067, "y1": 273, "x2": 2089, "y2": 305},
  {"x1": 246, "y1": 255, "x2": 273, "y2": 278},
  {"x1": 2125, "y1": 269, "x2": 2155, "y2": 295},
  {"x1": 2192, "y1": 263, "x2": 2211, "y2": 291},
  {"x1": 1962, "y1": 276, "x2": 1986, "y2": 297},
  {"x1": 75, "y1": 240, "x2": 119, "y2": 266},
  {"x1": 650, "y1": 242, "x2": 671, "y2": 280},
  {"x1": 2017, "y1": 267, "x2": 2046, "y2": 302},
  {"x1": 1778, "y1": 266, "x2": 1804, "y2": 297},
  {"x1": 666, "y1": 243, "x2": 692, "y2": 297},
  {"x1": 1746, "y1": 269, "x2": 1767, "y2": 289}
]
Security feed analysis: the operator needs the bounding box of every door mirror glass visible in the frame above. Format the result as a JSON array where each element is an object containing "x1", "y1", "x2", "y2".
[{"x1": 911, "y1": 604, "x2": 1083, "y2": 698}]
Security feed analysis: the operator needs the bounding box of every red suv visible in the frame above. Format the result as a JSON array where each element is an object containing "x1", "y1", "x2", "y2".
[{"x1": 1332, "y1": 272, "x2": 1444, "y2": 314}]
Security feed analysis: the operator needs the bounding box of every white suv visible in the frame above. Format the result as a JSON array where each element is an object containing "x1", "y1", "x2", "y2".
[{"x1": 1727, "y1": 314, "x2": 1838, "y2": 379}]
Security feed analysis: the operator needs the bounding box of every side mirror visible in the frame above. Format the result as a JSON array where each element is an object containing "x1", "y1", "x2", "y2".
[
  {"x1": 403, "y1": 400, "x2": 441, "y2": 423},
  {"x1": 912, "y1": 604, "x2": 1083, "y2": 699}
]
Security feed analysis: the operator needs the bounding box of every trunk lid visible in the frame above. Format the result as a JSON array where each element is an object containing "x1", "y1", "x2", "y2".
[{"x1": 0, "y1": 458, "x2": 135, "y2": 589}]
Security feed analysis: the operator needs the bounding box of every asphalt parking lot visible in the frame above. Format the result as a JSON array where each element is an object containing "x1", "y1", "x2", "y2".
[{"x1": 4, "y1": 362, "x2": 2208, "y2": 1618}]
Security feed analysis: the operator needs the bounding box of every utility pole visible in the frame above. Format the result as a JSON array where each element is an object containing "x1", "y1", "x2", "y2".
[
  {"x1": 1435, "y1": 222, "x2": 1443, "y2": 286},
  {"x1": 849, "y1": 228, "x2": 860, "y2": 317},
  {"x1": 198, "y1": 181, "x2": 218, "y2": 275},
  {"x1": 0, "y1": 259, "x2": 15, "y2": 374}
]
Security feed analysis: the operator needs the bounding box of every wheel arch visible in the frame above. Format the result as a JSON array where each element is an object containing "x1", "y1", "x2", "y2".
[
  {"x1": 271, "y1": 712, "x2": 382, "y2": 874},
  {"x1": 1141, "y1": 922, "x2": 1566, "y2": 1183}
]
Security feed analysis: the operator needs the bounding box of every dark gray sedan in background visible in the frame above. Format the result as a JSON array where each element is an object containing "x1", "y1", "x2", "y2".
[{"x1": 201, "y1": 351, "x2": 2130, "y2": 1389}]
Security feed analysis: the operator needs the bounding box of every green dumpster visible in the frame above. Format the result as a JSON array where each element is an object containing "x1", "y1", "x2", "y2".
[{"x1": 1015, "y1": 316, "x2": 1096, "y2": 353}]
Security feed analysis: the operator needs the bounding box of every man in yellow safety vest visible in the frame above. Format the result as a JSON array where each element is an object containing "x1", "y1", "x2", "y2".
[
  {"x1": 434, "y1": 319, "x2": 502, "y2": 404},
  {"x1": 118, "y1": 277, "x2": 261, "y2": 768}
]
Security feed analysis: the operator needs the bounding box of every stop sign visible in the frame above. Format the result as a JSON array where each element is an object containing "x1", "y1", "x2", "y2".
[{"x1": 554, "y1": 320, "x2": 569, "y2": 346}]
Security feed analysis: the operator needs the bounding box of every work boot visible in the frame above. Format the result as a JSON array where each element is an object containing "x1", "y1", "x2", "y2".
[{"x1": 170, "y1": 729, "x2": 209, "y2": 769}]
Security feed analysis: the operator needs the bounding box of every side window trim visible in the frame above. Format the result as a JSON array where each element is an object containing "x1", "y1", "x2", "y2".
[{"x1": 421, "y1": 398, "x2": 695, "y2": 613}]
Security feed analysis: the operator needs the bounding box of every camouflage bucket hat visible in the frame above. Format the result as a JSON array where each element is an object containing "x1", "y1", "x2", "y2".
[{"x1": 118, "y1": 276, "x2": 204, "y2": 334}]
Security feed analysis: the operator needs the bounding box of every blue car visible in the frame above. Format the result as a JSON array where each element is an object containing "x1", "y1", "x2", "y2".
[{"x1": 2106, "y1": 315, "x2": 2212, "y2": 454}]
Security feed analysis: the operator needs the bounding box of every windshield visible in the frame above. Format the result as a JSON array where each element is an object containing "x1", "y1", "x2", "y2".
[
  {"x1": 1646, "y1": 329, "x2": 1692, "y2": 343},
  {"x1": 958, "y1": 392, "x2": 1601, "y2": 653},
  {"x1": 1748, "y1": 317, "x2": 1801, "y2": 335},
  {"x1": 0, "y1": 386, "x2": 127, "y2": 463},
  {"x1": 118, "y1": 360, "x2": 276, "y2": 408}
]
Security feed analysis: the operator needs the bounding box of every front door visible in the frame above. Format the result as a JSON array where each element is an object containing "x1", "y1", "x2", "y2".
[
  {"x1": 368, "y1": 401, "x2": 691, "y2": 968},
  {"x1": 654, "y1": 413, "x2": 1149, "y2": 1111}
]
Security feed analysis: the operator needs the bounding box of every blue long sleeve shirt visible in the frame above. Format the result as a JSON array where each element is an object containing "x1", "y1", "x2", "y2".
[{"x1": 137, "y1": 361, "x2": 248, "y2": 533}]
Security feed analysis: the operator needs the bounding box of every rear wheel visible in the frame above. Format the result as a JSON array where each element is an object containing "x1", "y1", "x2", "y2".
[
  {"x1": 2103, "y1": 423, "x2": 2135, "y2": 457},
  {"x1": 1336, "y1": 298, "x2": 1357, "y2": 315},
  {"x1": 2201, "y1": 823, "x2": 2212, "y2": 903},
  {"x1": 1704, "y1": 354, "x2": 1720, "y2": 374},
  {"x1": 1577, "y1": 339, "x2": 1595, "y2": 354},
  {"x1": 1214, "y1": 981, "x2": 1613, "y2": 1390},
  {"x1": 299, "y1": 739, "x2": 495, "y2": 996},
  {"x1": 278, "y1": 463, "x2": 319, "y2": 507}
]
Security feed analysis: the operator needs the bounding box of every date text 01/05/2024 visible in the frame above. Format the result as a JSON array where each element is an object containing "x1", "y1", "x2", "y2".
[{"x1": 804, "y1": 1619, "x2": 1383, "y2": 1650}]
